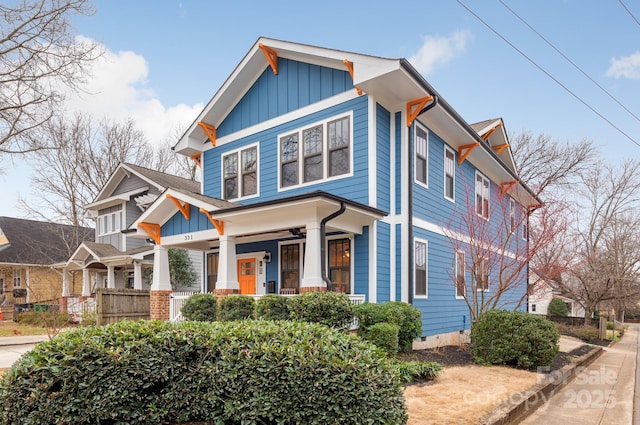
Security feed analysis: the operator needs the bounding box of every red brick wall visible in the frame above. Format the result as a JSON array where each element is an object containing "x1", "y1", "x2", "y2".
[{"x1": 150, "y1": 290, "x2": 172, "y2": 321}]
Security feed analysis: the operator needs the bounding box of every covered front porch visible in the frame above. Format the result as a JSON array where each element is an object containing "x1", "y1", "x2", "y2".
[{"x1": 131, "y1": 190, "x2": 386, "y2": 318}]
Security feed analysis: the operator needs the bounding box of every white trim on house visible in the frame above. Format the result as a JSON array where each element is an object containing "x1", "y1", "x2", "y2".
[
  {"x1": 85, "y1": 186, "x2": 150, "y2": 211},
  {"x1": 400, "y1": 108, "x2": 410, "y2": 303},
  {"x1": 413, "y1": 237, "x2": 428, "y2": 299},
  {"x1": 369, "y1": 222, "x2": 376, "y2": 303},
  {"x1": 368, "y1": 96, "x2": 377, "y2": 208}
]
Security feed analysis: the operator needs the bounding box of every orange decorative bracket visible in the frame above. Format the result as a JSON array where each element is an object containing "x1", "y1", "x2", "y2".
[
  {"x1": 259, "y1": 43, "x2": 278, "y2": 75},
  {"x1": 200, "y1": 208, "x2": 224, "y2": 235},
  {"x1": 190, "y1": 154, "x2": 202, "y2": 167},
  {"x1": 138, "y1": 222, "x2": 161, "y2": 244},
  {"x1": 492, "y1": 143, "x2": 509, "y2": 155},
  {"x1": 457, "y1": 142, "x2": 480, "y2": 165},
  {"x1": 197, "y1": 122, "x2": 216, "y2": 147},
  {"x1": 166, "y1": 194, "x2": 190, "y2": 220},
  {"x1": 527, "y1": 204, "x2": 543, "y2": 214},
  {"x1": 343, "y1": 59, "x2": 363, "y2": 95},
  {"x1": 406, "y1": 96, "x2": 434, "y2": 127},
  {"x1": 481, "y1": 122, "x2": 503, "y2": 141},
  {"x1": 500, "y1": 181, "x2": 518, "y2": 196}
]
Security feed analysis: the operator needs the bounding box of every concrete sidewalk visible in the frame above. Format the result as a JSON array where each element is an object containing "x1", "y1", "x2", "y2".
[{"x1": 519, "y1": 324, "x2": 638, "y2": 425}]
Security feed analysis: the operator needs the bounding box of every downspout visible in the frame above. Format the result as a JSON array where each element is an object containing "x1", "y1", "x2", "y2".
[
  {"x1": 408, "y1": 96, "x2": 439, "y2": 304},
  {"x1": 321, "y1": 202, "x2": 347, "y2": 290}
]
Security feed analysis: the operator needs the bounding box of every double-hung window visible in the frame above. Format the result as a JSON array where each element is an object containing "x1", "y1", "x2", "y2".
[
  {"x1": 444, "y1": 146, "x2": 455, "y2": 201},
  {"x1": 222, "y1": 145, "x2": 258, "y2": 200},
  {"x1": 279, "y1": 114, "x2": 351, "y2": 189},
  {"x1": 455, "y1": 251, "x2": 466, "y2": 298},
  {"x1": 13, "y1": 269, "x2": 21, "y2": 288},
  {"x1": 415, "y1": 125, "x2": 428, "y2": 187},
  {"x1": 475, "y1": 258, "x2": 489, "y2": 291},
  {"x1": 509, "y1": 198, "x2": 516, "y2": 233},
  {"x1": 414, "y1": 239, "x2": 428, "y2": 297},
  {"x1": 475, "y1": 172, "x2": 490, "y2": 219}
]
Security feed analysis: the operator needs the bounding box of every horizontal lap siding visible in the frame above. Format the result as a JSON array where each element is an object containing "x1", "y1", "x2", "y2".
[
  {"x1": 412, "y1": 228, "x2": 471, "y2": 337},
  {"x1": 353, "y1": 227, "x2": 369, "y2": 299},
  {"x1": 376, "y1": 221, "x2": 391, "y2": 303},
  {"x1": 203, "y1": 96, "x2": 369, "y2": 204},
  {"x1": 395, "y1": 223, "x2": 402, "y2": 302}
]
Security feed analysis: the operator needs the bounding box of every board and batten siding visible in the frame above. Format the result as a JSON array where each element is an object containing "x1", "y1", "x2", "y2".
[
  {"x1": 161, "y1": 205, "x2": 214, "y2": 237},
  {"x1": 216, "y1": 58, "x2": 353, "y2": 140},
  {"x1": 112, "y1": 174, "x2": 151, "y2": 196}
]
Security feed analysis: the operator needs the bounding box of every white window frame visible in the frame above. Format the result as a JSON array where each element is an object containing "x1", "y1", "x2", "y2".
[
  {"x1": 278, "y1": 240, "x2": 305, "y2": 291},
  {"x1": 475, "y1": 171, "x2": 490, "y2": 220},
  {"x1": 326, "y1": 235, "x2": 354, "y2": 294},
  {"x1": 475, "y1": 257, "x2": 489, "y2": 292},
  {"x1": 98, "y1": 210, "x2": 123, "y2": 237},
  {"x1": 444, "y1": 146, "x2": 455, "y2": 202},
  {"x1": 221, "y1": 143, "x2": 260, "y2": 201},
  {"x1": 414, "y1": 238, "x2": 428, "y2": 299},
  {"x1": 278, "y1": 113, "x2": 353, "y2": 191},
  {"x1": 455, "y1": 251, "x2": 466, "y2": 299},
  {"x1": 509, "y1": 198, "x2": 516, "y2": 233},
  {"x1": 13, "y1": 268, "x2": 21, "y2": 288},
  {"x1": 414, "y1": 124, "x2": 429, "y2": 188},
  {"x1": 522, "y1": 207, "x2": 528, "y2": 241}
]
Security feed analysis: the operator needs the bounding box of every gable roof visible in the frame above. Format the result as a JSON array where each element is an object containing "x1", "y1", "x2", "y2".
[
  {"x1": 85, "y1": 162, "x2": 200, "y2": 211},
  {"x1": 173, "y1": 37, "x2": 541, "y2": 209},
  {"x1": 0, "y1": 217, "x2": 93, "y2": 265}
]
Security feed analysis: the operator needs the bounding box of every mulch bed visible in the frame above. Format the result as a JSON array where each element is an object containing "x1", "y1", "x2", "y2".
[{"x1": 397, "y1": 338, "x2": 608, "y2": 372}]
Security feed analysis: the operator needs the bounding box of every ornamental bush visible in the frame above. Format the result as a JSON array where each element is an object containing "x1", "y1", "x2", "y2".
[
  {"x1": 547, "y1": 298, "x2": 569, "y2": 317},
  {"x1": 287, "y1": 291, "x2": 355, "y2": 330},
  {"x1": 362, "y1": 322, "x2": 400, "y2": 355},
  {"x1": 0, "y1": 320, "x2": 407, "y2": 425},
  {"x1": 216, "y1": 295, "x2": 255, "y2": 321},
  {"x1": 255, "y1": 294, "x2": 291, "y2": 320},
  {"x1": 471, "y1": 309, "x2": 560, "y2": 369},
  {"x1": 355, "y1": 301, "x2": 423, "y2": 352},
  {"x1": 181, "y1": 293, "x2": 217, "y2": 321}
]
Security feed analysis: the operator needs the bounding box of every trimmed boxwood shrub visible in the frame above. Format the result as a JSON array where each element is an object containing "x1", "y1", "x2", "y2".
[
  {"x1": 181, "y1": 293, "x2": 217, "y2": 321},
  {"x1": 355, "y1": 301, "x2": 423, "y2": 352},
  {"x1": 216, "y1": 295, "x2": 255, "y2": 321},
  {"x1": 363, "y1": 322, "x2": 400, "y2": 355},
  {"x1": 288, "y1": 291, "x2": 355, "y2": 330},
  {"x1": 548, "y1": 298, "x2": 568, "y2": 317},
  {"x1": 0, "y1": 320, "x2": 407, "y2": 424},
  {"x1": 471, "y1": 309, "x2": 560, "y2": 369},
  {"x1": 255, "y1": 294, "x2": 291, "y2": 320}
]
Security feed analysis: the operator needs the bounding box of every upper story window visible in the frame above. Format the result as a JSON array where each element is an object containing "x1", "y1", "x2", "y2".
[
  {"x1": 475, "y1": 257, "x2": 489, "y2": 292},
  {"x1": 522, "y1": 207, "x2": 529, "y2": 241},
  {"x1": 444, "y1": 146, "x2": 455, "y2": 201},
  {"x1": 455, "y1": 251, "x2": 466, "y2": 298},
  {"x1": 279, "y1": 114, "x2": 351, "y2": 189},
  {"x1": 415, "y1": 125, "x2": 428, "y2": 187},
  {"x1": 475, "y1": 172, "x2": 490, "y2": 220},
  {"x1": 414, "y1": 239, "x2": 428, "y2": 298},
  {"x1": 98, "y1": 210, "x2": 122, "y2": 236},
  {"x1": 222, "y1": 144, "x2": 258, "y2": 200}
]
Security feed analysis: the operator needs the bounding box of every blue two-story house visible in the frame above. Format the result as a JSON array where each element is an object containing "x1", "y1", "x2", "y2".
[{"x1": 132, "y1": 37, "x2": 540, "y2": 346}]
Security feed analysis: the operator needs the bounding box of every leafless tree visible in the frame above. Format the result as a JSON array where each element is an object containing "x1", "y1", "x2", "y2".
[
  {"x1": 564, "y1": 160, "x2": 640, "y2": 323},
  {"x1": 0, "y1": 0, "x2": 101, "y2": 154},
  {"x1": 18, "y1": 113, "x2": 176, "y2": 226}
]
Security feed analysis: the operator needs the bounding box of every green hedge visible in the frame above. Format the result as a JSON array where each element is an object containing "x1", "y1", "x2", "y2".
[
  {"x1": 355, "y1": 302, "x2": 423, "y2": 352},
  {"x1": 362, "y1": 322, "x2": 399, "y2": 355},
  {"x1": 288, "y1": 291, "x2": 355, "y2": 330},
  {"x1": 255, "y1": 294, "x2": 291, "y2": 320},
  {"x1": 471, "y1": 309, "x2": 560, "y2": 369},
  {"x1": 547, "y1": 298, "x2": 568, "y2": 317},
  {"x1": 216, "y1": 295, "x2": 255, "y2": 321},
  {"x1": 0, "y1": 320, "x2": 407, "y2": 424},
  {"x1": 181, "y1": 293, "x2": 217, "y2": 321}
]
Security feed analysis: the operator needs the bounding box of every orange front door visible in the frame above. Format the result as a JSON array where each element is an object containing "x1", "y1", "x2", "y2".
[{"x1": 238, "y1": 258, "x2": 256, "y2": 295}]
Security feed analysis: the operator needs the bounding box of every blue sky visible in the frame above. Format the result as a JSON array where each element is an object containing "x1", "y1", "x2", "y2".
[{"x1": 3, "y1": 0, "x2": 639, "y2": 219}]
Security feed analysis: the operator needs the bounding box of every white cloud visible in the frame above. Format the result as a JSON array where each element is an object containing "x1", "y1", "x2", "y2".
[
  {"x1": 64, "y1": 36, "x2": 203, "y2": 144},
  {"x1": 408, "y1": 31, "x2": 472, "y2": 75},
  {"x1": 606, "y1": 51, "x2": 640, "y2": 79}
]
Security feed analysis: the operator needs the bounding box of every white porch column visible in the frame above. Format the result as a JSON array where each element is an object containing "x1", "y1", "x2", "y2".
[
  {"x1": 301, "y1": 223, "x2": 326, "y2": 291},
  {"x1": 215, "y1": 235, "x2": 239, "y2": 295},
  {"x1": 133, "y1": 261, "x2": 143, "y2": 290},
  {"x1": 151, "y1": 244, "x2": 172, "y2": 291},
  {"x1": 106, "y1": 265, "x2": 115, "y2": 289},
  {"x1": 62, "y1": 267, "x2": 70, "y2": 297},
  {"x1": 82, "y1": 269, "x2": 91, "y2": 296}
]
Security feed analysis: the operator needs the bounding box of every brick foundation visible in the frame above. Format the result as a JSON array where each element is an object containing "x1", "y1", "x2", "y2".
[
  {"x1": 150, "y1": 290, "x2": 172, "y2": 321},
  {"x1": 299, "y1": 286, "x2": 327, "y2": 293},
  {"x1": 214, "y1": 288, "x2": 239, "y2": 297},
  {"x1": 59, "y1": 297, "x2": 68, "y2": 314}
]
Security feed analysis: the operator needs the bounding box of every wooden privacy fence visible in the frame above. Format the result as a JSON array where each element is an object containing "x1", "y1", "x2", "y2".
[{"x1": 96, "y1": 288, "x2": 150, "y2": 325}]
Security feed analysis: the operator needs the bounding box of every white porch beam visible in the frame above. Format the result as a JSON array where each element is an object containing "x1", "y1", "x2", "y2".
[
  {"x1": 107, "y1": 265, "x2": 115, "y2": 289},
  {"x1": 301, "y1": 223, "x2": 325, "y2": 290},
  {"x1": 62, "y1": 267, "x2": 70, "y2": 297}
]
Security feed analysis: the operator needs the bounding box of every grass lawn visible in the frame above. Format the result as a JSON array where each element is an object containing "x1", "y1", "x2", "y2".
[{"x1": 0, "y1": 321, "x2": 50, "y2": 337}]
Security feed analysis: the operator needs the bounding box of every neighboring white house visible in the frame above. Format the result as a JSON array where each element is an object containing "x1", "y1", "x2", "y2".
[{"x1": 529, "y1": 275, "x2": 584, "y2": 317}]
